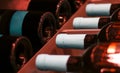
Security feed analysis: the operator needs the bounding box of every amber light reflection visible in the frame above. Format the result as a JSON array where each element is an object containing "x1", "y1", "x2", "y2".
[{"x1": 107, "y1": 43, "x2": 120, "y2": 67}]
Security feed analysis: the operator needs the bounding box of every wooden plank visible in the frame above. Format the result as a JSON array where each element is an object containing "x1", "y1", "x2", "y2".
[{"x1": 60, "y1": 29, "x2": 101, "y2": 34}]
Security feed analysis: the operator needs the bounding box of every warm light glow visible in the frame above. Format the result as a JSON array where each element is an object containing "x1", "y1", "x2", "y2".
[
  {"x1": 107, "y1": 43, "x2": 116, "y2": 53},
  {"x1": 107, "y1": 53, "x2": 120, "y2": 67},
  {"x1": 100, "y1": 68, "x2": 116, "y2": 73}
]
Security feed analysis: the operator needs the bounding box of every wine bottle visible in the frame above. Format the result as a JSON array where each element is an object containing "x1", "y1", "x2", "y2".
[
  {"x1": 28, "y1": 0, "x2": 72, "y2": 28},
  {"x1": 86, "y1": 3, "x2": 120, "y2": 16},
  {"x1": 56, "y1": 33, "x2": 97, "y2": 49},
  {"x1": 36, "y1": 42, "x2": 120, "y2": 73},
  {"x1": 35, "y1": 54, "x2": 80, "y2": 71},
  {"x1": 73, "y1": 17, "x2": 110, "y2": 29},
  {"x1": 98, "y1": 21, "x2": 120, "y2": 42},
  {"x1": 73, "y1": 8, "x2": 120, "y2": 29},
  {"x1": 0, "y1": 34, "x2": 33, "y2": 73},
  {"x1": 0, "y1": 10, "x2": 56, "y2": 53}
]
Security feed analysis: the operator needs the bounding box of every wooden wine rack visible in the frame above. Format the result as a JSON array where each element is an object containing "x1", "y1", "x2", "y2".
[
  {"x1": 18, "y1": 0, "x2": 120, "y2": 73},
  {"x1": 0, "y1": 0, "x2": 120, "y2": 73}
]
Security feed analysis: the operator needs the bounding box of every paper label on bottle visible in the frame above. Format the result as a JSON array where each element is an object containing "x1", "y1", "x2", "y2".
[
  {"x1": 86, "y1": 3, "x2": 111, "y2": 16},
  {"x1": 10, "y1": 11, "x2": 28, "y2": 36},
  {"x1": 36, "y1": 54, "x2": 70, "y2": 71},
  {"x1": 73, "y1": 17, "x2": 100, "y2": 29}
]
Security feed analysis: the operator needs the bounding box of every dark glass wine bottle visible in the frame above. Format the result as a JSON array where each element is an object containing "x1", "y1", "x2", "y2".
[
  {"x1": 56, "y1": 33, "x2": 97, "y2": 49},
  {"x1": 0, "y1": 10, "x2": 56, "y2": 53},
  {"x1": 0, "y1": 34, "x2": 33, "y2": 73},
  {"x1": 86, "y1": 3, "x2": 120, "y2": 16},
  {"x1": 36, "y1": 42, "x2": 120, "y2": 73}
]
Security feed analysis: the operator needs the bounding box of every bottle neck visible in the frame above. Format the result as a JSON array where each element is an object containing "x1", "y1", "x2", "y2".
[
  {"x1": 67, "y1": 56, "x2": 82, "y2": 72},
  {"x1": 110, "y1": 4, "x2": 120, "y2": 15},
  {"x1": 98, "y1": 17, "x2": 111, "y2": 28},
  {"x1": 111, "y1": 8, "x2": 120, "y2": 21},
  {"x1": 84, "y1": 34, "x2": 97, "y2": 48}
]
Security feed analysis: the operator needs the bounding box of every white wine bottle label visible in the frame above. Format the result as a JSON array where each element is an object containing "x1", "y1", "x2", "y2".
[
  {"x1": 73, "y1": 17, "x2": 100, "y2": 29},
  {"x1": 10, "y1": 11, "x2": 28, "y2": 36},
  {"x1": 36, "y1": 54, "x2": 70, "y2": 71},
  {"x1": 86, "y1": 3, "x2": 111, "y2": 16},
  {"x1": 56, "y1": 33, "x2": 86, "y2": 49}
]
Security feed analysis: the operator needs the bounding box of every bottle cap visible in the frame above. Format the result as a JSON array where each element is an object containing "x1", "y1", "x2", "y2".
[
  {"x1": 56, "y1": 33, "x2": 86, "y2": 49},
  {"x1": 35, "y1": 54, "x2": 70, "y2": 71},
  {"x1": 86, "y1": 3, "x2": 111, "y2": 16},
  {"x1": 56, "y1": 33, "x2": 67, "y2": 48},
  {"x1": 73, "y1": 17, "x2": 100, "y2": 29}
]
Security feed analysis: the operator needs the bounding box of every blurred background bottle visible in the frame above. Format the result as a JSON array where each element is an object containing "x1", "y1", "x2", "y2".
[
  {"x1": 28, "y1": 0, "x2": 72, "y2": 28},
  {"x1": 0, "y1": 10, "x2": 56, "y2": 53},
  {"x1": 0, "y1": 34, "x2": 33, "y2": 73}
]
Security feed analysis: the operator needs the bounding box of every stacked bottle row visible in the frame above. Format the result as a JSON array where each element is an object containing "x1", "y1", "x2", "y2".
[
  {"x1": 0, "y1": 0, "x2": 86, "y2": 73},
  {"x1": 35, "y1": 3, "x2": 120, "y2": 73}
]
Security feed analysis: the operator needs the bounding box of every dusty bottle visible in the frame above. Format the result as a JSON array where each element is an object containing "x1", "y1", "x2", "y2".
[
  {"x1": 0, "y1": 10, "x2": 56, "y2": 53},
  {"x1": 0, "y1": 34, "x2": 33, "y2": 73},
  {"x1": 36, "y1": 42, "x2": 120, "y2": 73},
  {"x1": 56, "y1": 33, "x2": 97, "y2": 49},
  {"x1": 86, "y1": 3, "x2": 120, "y2": 16}
]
